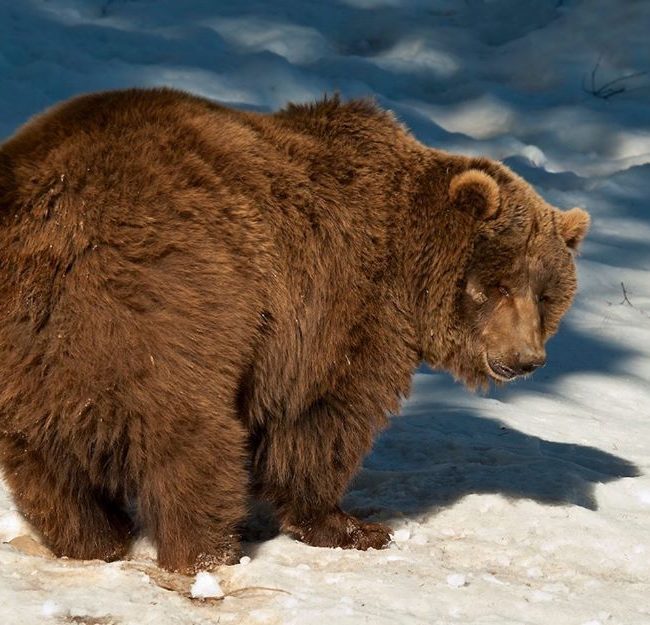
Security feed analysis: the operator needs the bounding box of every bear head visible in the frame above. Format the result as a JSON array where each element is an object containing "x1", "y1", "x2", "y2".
[{"x1": 424, "y1": 160, "x2": 590, "y2": 388}]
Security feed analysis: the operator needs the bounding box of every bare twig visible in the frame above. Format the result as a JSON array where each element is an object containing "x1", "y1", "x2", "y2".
[
  {"x1": 226, "y1": 586, "x2": 292, "y2": 598},
  {"x1": 583, "y1": 56, "x2": 648, "y2": 100},
  {"x1": 620, "y1": 281, "x2": 633, "y2": 306},
  {"x1": 617, "y1": 282, "x2": 650, "y2": 319}
]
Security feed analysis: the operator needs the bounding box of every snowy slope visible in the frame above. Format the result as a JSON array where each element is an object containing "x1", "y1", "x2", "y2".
[{"x1": 1, "y1": 1, "x2": 649, "y2": 623}]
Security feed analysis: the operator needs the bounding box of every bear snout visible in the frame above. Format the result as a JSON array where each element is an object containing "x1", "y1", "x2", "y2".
[
  {"x1": 511, "y1": 348, "x2": 546, "y2": 376},
  {"x1": 485, "y1": 346, "x2": 546, "y2": 381}
]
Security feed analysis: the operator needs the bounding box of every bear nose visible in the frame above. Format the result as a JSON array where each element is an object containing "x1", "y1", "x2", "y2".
[{"x1": 514, "y1": 347, "x2": 546, "y2": 375}]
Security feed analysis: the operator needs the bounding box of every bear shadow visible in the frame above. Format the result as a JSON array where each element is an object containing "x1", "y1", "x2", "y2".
[
  {"x1": 345, "y1": 321, "x2": 642, "y2": 521},
  {"x1": 348, "y1": 404, "x2": 640, "y2": 520}
]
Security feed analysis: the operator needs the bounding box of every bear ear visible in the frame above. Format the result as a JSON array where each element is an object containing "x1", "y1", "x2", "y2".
[
  {"x1": 449, "y1": 169, "x2": 500, "y2": 220},
  {"x1": 559, "y1": 207, "x2": 590, "y2": 250}
]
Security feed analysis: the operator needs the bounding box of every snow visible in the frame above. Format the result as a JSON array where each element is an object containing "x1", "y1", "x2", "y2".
[
  {"x1": 446, "y1": 573, "x2": 467, "y2": 588},
  {"x1": 40, "y1": 600, "x2": 64, "y2": 618},
  {"x1": 190, "y1": 572, "x2": 224, "y2": 599},
  {"x1": 1, "y1": 0, "x2": 650, "y2": 624},
  {"x1": 391, "y1": 528, "x2": 410, "y2": 542}
]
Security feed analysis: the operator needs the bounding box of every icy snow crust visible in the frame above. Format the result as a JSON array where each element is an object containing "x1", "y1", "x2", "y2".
[{"x1": 1, "y1": 1, "x2": 649, "y2": 623}]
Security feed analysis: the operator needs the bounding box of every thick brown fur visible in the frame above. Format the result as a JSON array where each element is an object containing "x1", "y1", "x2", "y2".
[{"x1": 0, "y1": 89, "x2": 588, "y2": 573}]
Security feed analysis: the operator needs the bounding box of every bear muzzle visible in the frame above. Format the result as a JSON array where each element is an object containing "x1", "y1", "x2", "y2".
[
  {"x1": 481, "y1": 288, "x2": 547, "y2": 382},
  {"x1": 485, "y1": 346, "x2": 546, "y2": 381}
]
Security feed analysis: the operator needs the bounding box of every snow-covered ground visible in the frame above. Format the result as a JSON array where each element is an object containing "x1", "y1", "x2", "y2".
[{"x1": 1, "y1": 1, "x2": 649, "y2": 623}]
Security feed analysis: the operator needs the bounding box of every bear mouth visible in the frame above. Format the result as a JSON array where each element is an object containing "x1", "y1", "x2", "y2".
[{"x1": 484, "y1": 354, "x2": 518, "y2": 382}]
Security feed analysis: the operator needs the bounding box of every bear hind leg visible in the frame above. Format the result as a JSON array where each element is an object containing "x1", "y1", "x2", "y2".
[
  {"x1": 137, "y1": 412, "x2": 249, "y2": 574},
  {"x1": 0, "y1": 433, "x2": 134, "y2": 561}
]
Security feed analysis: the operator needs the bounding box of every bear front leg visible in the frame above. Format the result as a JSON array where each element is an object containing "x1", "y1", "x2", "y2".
[
  {"x1": 252, "y1": 397, "x2": 392, "y2": 551},
  {"x1": 137, "y1": 416, "x2": 249, "y2": 574},
  {"x1": 0, "y1": 433, "x2": 134, "y2": 561}
]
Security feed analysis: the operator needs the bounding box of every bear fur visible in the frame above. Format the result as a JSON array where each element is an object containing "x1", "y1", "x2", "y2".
[{"x1": 0, "y1": 89, "x2": 589, "y2": 573}]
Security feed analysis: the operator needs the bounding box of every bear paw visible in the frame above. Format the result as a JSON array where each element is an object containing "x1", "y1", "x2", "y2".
[
  {"x1": 282, "y1": 507, "x2": 391, "y2": 551},
  {"x1": 158, "y1": 536, "x2": 242, "y2": 575}
]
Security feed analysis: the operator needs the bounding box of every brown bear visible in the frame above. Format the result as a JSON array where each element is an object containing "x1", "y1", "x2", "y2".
[{"x1": 0, "y1": 89, "x2": 589, "y2": 574}]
